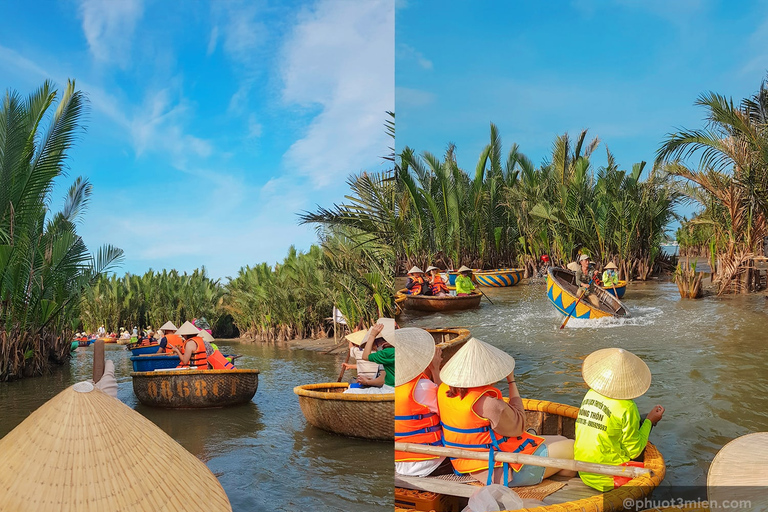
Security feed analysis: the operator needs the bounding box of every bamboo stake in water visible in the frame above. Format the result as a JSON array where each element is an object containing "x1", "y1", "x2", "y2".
[{"x1": 394, "y1": 442, "x2": 652, "y2": 479}]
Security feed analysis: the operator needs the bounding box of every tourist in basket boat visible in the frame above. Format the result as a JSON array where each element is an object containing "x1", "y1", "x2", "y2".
[
  {"x1": 571, "y1": 255, "x2": 600, "y2": 307},
  {"x1": 171, "y1": 321, "x2": 208, "y2": 369},
  {"x1": 342, "y1": 329, "x2": 386, "y2": 394},
  {"x1": 438, "y1": 338, "x2": 575, "y2": 487},
  {"x1": 426, "y1": 266, "x2": 449, "y2": 296},
  {"x1": 573, "y1": 348, "x2": 665, "y2": 492},
  {"x1": 391, "y1": 327, "x2": 445, "y2": 477},
  {"x1": 602, "y1": 261, "x2": 620, "y2": 287},
  {"x1": 155, "y1": 321, "x2": 183, "y2": 354},
  {"x1": 454, "y1": 266, "x2": 476, "y2": 296},
  {"x1": 404, "y1": 266, "x2": 428, "y2": 295},
  {"x1": 360, "y1": 318, "x2": 396, "y2": 389}
]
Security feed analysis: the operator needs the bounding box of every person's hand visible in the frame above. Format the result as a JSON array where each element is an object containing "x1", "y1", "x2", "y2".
[
  {"x1": 647, "y1": 405, "x2": 665, "y2": 425},
  {"x1": 342, "y1": 363, "x2": 352, "y2": 370},
  {"x1": 369, "y1": 323, "x2": 384, "y2": 337},
  {"x1": 357, "y1": 375, "x2": 372, "y2": 386}
]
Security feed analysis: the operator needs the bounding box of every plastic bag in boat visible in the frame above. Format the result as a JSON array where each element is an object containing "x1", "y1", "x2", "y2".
[{"x1": 461, "y1": 484, "x2": 523, "y2": 512}]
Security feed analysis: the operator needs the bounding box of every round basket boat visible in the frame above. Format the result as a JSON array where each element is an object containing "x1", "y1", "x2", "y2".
[
  {"x1": 604, "y1": 280, "x2": 627, "y2": 299},
  {"x1": 131, "y1": 369, "x2": 259, "y2": 408},
  {"x1": 547, "y1": 267, "x2": 628, "y2": 319},
  {"x1": 128, "y1": 342, "x2": 162, "y2": 355},
  {"x1": 427, "y1": 328, "x2": 470, "y2": 362},
  {"x1": 475, "y1": 268, "x2": 524, "y2": 287},
  {"x1": 294, "y1": 382, "x2": 393, "y2": 441},
  {"x1": 397, "y1": 289, "x2": 482, "y2": 312},
  {"x1": 395, "y1": 398, "x2": 665, "y2": 512}
]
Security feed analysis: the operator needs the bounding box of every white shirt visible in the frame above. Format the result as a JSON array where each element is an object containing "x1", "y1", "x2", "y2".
[
  {"x1": 350, "y1": 346, "x2": 383, "y2": 379},
  {"x1": 395, "y1": 378, "x2": 445, "y2": 477}
]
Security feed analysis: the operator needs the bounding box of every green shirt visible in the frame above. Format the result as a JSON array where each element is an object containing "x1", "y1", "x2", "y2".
[
  {"x1": 368, "y1": 347, "x2": 395, "y2": 386},
  {"x1": 602, "y1": 270, "x2": 619, "y2": 286},
  {"x1": 573, "y1": 388, "x2": 652, "y2": 492},
  {"x1": 455, "y1": 275, "x2": 475, "y2": 294}
]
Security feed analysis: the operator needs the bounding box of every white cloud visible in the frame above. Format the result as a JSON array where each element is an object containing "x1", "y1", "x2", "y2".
[
  {"x1": 280, "y1": 0, "x2": 394, "y2": 187},
  {"x1": 207, "y1": 25, "x2": 219, "y2": 56},
  {"x1": 398, "y1": 43, "x2": 433, "y2": 70},
  {"x1": 78, "y1": 0, "x2": 144, "y2": 65}
]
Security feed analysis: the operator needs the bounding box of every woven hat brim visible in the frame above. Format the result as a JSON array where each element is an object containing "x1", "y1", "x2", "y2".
[
  {"x1": 159, "y1": 321, "x2": 177, "y2": 331},
  {"x1": 345, "y1": 330, "x2": 368, "y2": 345},
  {"x1": 389, "y1": 328, "x2": 436, "y2": 386},
  {"x1": 604, "y1": 262, "x2": 618, "y2": 270},
  {"x1": 582, "y1": 348, "x2": 651, "y2": 400},
  {"x1": 439, "y1": 338, "x2": 515, "y2": 388},
  {"x1": 457, "y1": 265, "x2": 472, "y2": 273},
  {"x1": 408, "y1": 266, "x2": 424, "y2": 274},
  {"x1": 708, "y1": 433, "x2": 768, "y2": 504},
  {"x1": 176, "y1": 321, "x2": 200, "y2": 336}
]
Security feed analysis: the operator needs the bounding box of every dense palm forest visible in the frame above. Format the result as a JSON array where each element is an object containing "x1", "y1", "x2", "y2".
[
  {"x1": 397, "y1": 126, "x2": 680, "y2": 281},
  {"x1": 0, "y1": 81, "x2": 123, "y2": 381}
]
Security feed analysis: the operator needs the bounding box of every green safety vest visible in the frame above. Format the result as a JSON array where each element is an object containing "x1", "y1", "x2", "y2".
[
  {"x1": 455, "y1": 275, "x2": 475, "y2": 294},
  {"x1": 573, "y1": 389, "x2": 652, "y2": 492},
  {"x1": 602, "y1": 271, "x2": 619, "y2": 286}
]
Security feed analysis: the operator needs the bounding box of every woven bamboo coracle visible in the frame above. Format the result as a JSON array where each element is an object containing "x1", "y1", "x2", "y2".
[
  {"x1": 294, "y1": 382, "x2": 393, "y2": 440},
  {"x1": 0, "y1": 381, "x2": 231, "y2": 511},
  {"x1": 131, "y1": 369, "x2": 259, "y2": 408}
]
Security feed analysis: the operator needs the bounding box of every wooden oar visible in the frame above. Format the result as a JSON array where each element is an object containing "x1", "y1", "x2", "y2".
[
  {"x1": 336, "y1": 350, "x2": 351, "y2": 382},
  {"x1": 560, "y1": 275, "x2": 594, "y2": 330},
  {"x1": 394, "y1": 442, "x2": 652, "y2": 479},
  {"x1": 470, "y1": 273, "x2": 493, "y2": 305}
]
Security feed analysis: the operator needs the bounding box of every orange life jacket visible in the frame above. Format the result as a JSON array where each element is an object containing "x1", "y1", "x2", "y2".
[
  {"x1": 176, "y1": 336, "x2": 208, "y2": 369},
  {"x1": 407, "y1": 275, "x2": 425, "y2": 295},
  {"x1": 437, "y1": 383, "x2": 544, "y2": 486},
  {"x1": 162, "y1": 334, "x2": 185, "y2": 355},
  {"x1": 431, "y1": 274, "x2": 449, "y2": 295},
  {"x1": 395, "y1": 373, "x2": 442, "y2": 462},
  {"x1": 208, "y1": 349, "x2": 234, "y2": 370}
]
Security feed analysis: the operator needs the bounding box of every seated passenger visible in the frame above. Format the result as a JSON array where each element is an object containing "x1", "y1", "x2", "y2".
[
  {"x1": 360, "y1": 318, "x2": 396, "y2": 390},
  {"x1": 155, "y1": 321, "x2": 183, "y2": 354},
  {"x1": 391, "y1": 327, "x2": 445, "y2": 477},
  {"x1": 404, "y1": 267, "x2": 428, "y2": 295},
  {"x1": 342, "y1": 330, "x2": 385, "y2": 391},
  {"x1": 171, "y1": 321, "x2": 208, "y2": 369},
  {"x1": 454, "y1": 266, "x2": 476, "y2": 296},
  {"x1": 574, "y1": 348, "x2": 664, "y2": 492},
  {"x1": 602, "y1": 261, "x2": 619, "y2": 287},
  {"x1": 426, "y1": 266, "x2": 449, "y2": 297},
  {"x1": 438, "y1": 338, "x2": 574, "y2": 487}
]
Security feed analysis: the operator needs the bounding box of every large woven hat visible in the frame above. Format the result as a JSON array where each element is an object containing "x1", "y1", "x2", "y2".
[
  {"x1": 0, "y1": 382, "x2": 231, "y2": 511},
  {"x1": 388, "y1": 328, "x2": 436, "y2": 386},
  {"x1": 582, "y1": 348, "x2": 651, "y2": 400},
  {"x1": 375, "y1": 317, "x2": 397, "y2": 344},
  {"x1": 199, "y1": 329, "x2": 215, "y2": 343},
  {"x1": 604, "y1": 261, "x2": 618, "y2": 270},
  {"x1": 408, "y1": 266, "x2": 424, "y2": 274},
  {"x1": 176, "y1": 320, "x2": 200, "y2": 336},
  {"x1": 440, "y1": 338, "x2": 515, "y2": 388},
  {"x1": 159, "y1": 320, "x2": 177, "y2": 332},
  {"x1": 457, "y1": 265, "x2": 472, "y2": 273},
  {"x1": 566, "y1": 262, "x2": 580, "y2": 272},
  {"x1": 707, "y1": 432, "x2": 768, "y2": 511},
  {"x1": 425, "y1": 265, "x2": 439, "y2": 272},
  {"x1": 345, "y1": 330, "x2": 368, "y2": 346}
]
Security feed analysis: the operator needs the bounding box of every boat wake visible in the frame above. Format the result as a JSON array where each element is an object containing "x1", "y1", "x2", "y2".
[{"x1": 563, "y1": 305, "x2": 664, "y2": 329}]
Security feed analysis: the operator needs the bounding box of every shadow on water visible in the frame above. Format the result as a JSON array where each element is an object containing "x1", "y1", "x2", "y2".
[
  {"x1": 0, "y1": 340, "x2": 392, "y2": 512},
  {"x1": 399, "y1": 278, "x2": 768, "y2": 492}
]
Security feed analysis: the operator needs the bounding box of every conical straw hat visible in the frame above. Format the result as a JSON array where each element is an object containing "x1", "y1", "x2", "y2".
[
  {"x1": 440, "y1": 338, "x2": 515, "y2": 388},
  {"x1": 176, "y1": 320, "x2": 200, "y2": 336},
  {"x1": 199, "y1": 329, "x2": 215, "y2": 343},
  {"x1": 566, "y1": 262, "x2": 580, "y2": 272},
  {"x1": 159, "y1": 320, "x2": 177, "y2": 331},
  {"x1": 707, "y1": 433, "x2": 768, "y2": 511},
  {"x1": 345, "y1": 330, "x2": 368, "y2": 346},
  {"x1": 604, "y1": 262, "x2": 618, "y2": 270},
  {"x1": 375, "y1": 317, "x2": 397, "y2": 344},
  {"x1": 425, "y1": 266, "x2": 439, "y2": 272},
  {"x1": 0, "y1": 382, "x2": 231, "y2": 511},
  {"x1": 388, "y1": 328, "x2": 436, "y2": 386},
  {"x1": 457, "y1": 265, "x2": 472, "y2": 273},
  {"x1": 408, "y1": 266, "x2": 424, "y2": 274},
  {"x1": 582, "y1": 348, "x2": 651, "y2": 400}
]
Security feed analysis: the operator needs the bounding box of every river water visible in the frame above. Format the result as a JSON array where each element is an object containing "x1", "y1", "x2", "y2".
[
  {"x1": 0, "y1": 343, "x2": 392, "y2": 511},
  {"x1": 399, "y1": 278, "x2": 768, "y2": 496}
]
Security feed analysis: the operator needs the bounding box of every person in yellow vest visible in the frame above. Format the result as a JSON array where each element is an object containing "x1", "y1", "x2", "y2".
[
  {"x1": 573, "y1": 348, "x2": 665, "y2": 492},
  {"x1": 602, "y1": 261, "x2": 619, "y2": 287},
  {"x1": 391, "y1": 327, "x2": 444, "y2": 477},
  {"x1": 404, "y1": 266, "x2": 427, "y2": 295},
  {"x1": 454, "y1": 265, "x2": 476, "y2": 296},
  {"x1": 438, "y1": 338, "x2": 574, "y2": 486},
  {"x1": 171, "y1": 321, "x2": 208, "y2": 369}
]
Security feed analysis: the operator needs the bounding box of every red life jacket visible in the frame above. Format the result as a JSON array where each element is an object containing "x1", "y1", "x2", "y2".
[
  {"x1": 431, "y1": 274, "x2": 449, "y2": 295},
  {"x1": 407, "y1": 275, "x2": 425, "y2": 295},
  {"x1": 208, "y1": 350, "x2": 234, "y2": 370},
  {"x1": 176, "y1": 336, "x2": 208, "y2": 369},
  {"x1": 395, "y1": 373, "x2": 442, "y2": 462},
  {"x1": 437, "y1": 383, "x2": 544, "y2": 486}
]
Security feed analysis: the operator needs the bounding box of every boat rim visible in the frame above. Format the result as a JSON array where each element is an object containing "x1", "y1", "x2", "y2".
[
  {"x1": 131, "y1": 368, "x2": 259, "y2": 377},
  {"x1": 547, "y1": 267, "x2": 629, "y2": 317},
  {"x1": 294, "y1": 382, "x2": 394, "y2": 401}
]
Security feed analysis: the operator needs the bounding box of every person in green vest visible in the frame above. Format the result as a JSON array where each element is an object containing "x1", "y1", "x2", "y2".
[
  {"x1": 361, "y1": 318, "x2": 396, "y2": 388},
  {"x1": 454, "y1": 265, "x2": 476, "y2": 296},
  {"x1": 602, "y1": 261, "x2": 619, "y2": 287},
  {"x1": 573, "y1": 348, "x2": 665, "y2": 492}
]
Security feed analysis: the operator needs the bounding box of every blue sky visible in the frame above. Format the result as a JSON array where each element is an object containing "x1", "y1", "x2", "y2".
[
  {"x1": 0, "y1": 0, "x2": 393, "y2": 279},
  {"x1": 396, "y1": 0, "x2": 768, "y2": 225}
]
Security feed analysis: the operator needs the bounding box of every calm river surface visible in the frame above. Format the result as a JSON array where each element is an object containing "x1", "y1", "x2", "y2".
[
  {"x1": 0, "y1": 343, "x2": 392, "y2": 511},
  {"x1": 400, "y1": 278, "x2": 768, "y2": 496}
]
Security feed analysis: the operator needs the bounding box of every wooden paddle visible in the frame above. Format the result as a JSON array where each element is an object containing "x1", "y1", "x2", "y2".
[
  {"x1": 336, "y1": 350, "x2": 351, "y2": 382},
  {"x1": 394, "y1": 442, "x2": 652, "y2": 479},
  {"x1": 560, "y1": 275, "x2": 594, "y2": 329},
  {"x1": 469, "y1": 272, "x2": 493, "y2": 305}
]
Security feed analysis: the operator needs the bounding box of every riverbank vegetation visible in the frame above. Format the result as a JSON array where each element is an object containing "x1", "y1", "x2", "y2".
[
  {"x1": 657, "y1": 76, "x2": 768, "y2": 294},
  {"x1": 0, "y1": 81, "x2": 123, "y2": 381},
  {"x1": 397, "y1": 126, "x2": 680, "y2": 280}
]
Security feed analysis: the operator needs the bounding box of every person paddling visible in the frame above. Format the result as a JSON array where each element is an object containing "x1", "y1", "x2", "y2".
[
  {"x1": 342, "y1": 329, "x2": 385, "y2": 391},
  {"x1": 360, "y1": 318, "x2": 396, "y2": 388},
  {"x1": 573, "y1": 348, "x2": 664, "y2": 492},
  {"x1": 391, "y1": 327, "x2": 444, "y2": 477},
  {"x1": 602, "y1": 261, "x2": 619, "y2": 287},
  {"x1": 454, "y1": 266, "x2": 476, "y2": 296}
]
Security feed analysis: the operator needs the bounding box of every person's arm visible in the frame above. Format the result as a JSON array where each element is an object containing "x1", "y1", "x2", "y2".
[
  {"x1": 156, "y1": 337, "x2": 167, "y2": 353},
  {"x1": 173, "y1": 340, "x2": 196, "y2": 365},
  {"x1": 362, "y1": 323, "x2": 384, "y2": 361},
  {"x1": 620, "y1": 403, "x2": 654, "y2": 459},
  {"x1": 405, "y1": 278, "x2": 415, "y2": 290},
  {"x1": 427, "y1": 347, "x2": 442, "y2": 387},
  {"x1": 473, "y1": 372, "x2": 526, "y2": 437},
  {"x1": 357, "y1": 371, "x2": 385, "y2": 387}
]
